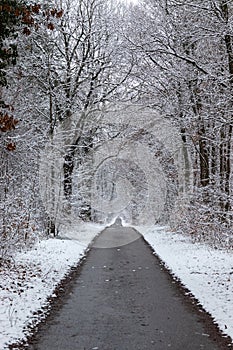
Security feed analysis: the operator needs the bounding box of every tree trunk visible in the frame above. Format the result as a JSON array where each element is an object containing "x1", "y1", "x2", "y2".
[
  {"x1": 63, "y1": 130, "x2": 95, "y2": 205},
  {"x1": 47, "y1": 217, "x2": 57, "y2": 236},
  {"x1": 219, "y1": 1, "x2": 233, "y2": 213},
  {"x1": 198, "y1": 119, "x2": 209, "y2": 188},
  {"x1": 219, "y1": 124, "x2": 232, "y2": 212},
  {"x1": 63, "y1": 152, "x2": 75, "y2": 198}
]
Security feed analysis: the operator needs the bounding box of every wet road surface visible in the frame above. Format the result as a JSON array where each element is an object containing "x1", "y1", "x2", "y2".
[{"x1": 28, "y1": 225, "x2": 224, "y2": 350}]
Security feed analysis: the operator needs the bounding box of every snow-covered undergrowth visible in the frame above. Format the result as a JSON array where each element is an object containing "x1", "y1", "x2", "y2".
[
  {"x1": 137, "y1": 225, "x2": 233, "y2": 345},
  {"x1": 0, "y1": 222, "x2": 103, "y2": 349}
]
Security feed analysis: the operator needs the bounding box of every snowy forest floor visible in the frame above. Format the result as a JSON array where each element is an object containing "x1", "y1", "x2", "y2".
[
  {"x1": 137, "y1": 226, "x2": 233, "y2": 347},
  {"x1": 0, "y1": 223, "x2": 104, "y2": 349},
  {"x1": 0, "y1": 224, "x2": 233, "y2": 349}
]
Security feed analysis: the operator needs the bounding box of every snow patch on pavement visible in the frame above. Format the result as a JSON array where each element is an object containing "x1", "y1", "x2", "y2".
[
  {"x1": 0, "y1": 222, "x2": 103, "y2": 349},
  {"x1": 137, "y1": 225, "x2": 233, "y2": 344}
]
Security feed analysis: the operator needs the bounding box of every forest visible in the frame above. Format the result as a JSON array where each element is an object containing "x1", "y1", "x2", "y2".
[{"x1": 1, "y1": 0, "x2": 233, "y2": 265}]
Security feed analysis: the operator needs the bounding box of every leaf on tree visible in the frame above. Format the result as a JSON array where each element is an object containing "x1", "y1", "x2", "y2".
[
  {"x1": 0, "y1": 112, "x2": 19, "y2": 132},
  {"x1": 50, "y1": 9, "x2": 57, "y2": 17},
  {"x1": 6, "y1": 142, "x2": 16, "y2": 151},
  {"x1": 23, "y1": 27, "x2": 31, "y2": 36},
  {"x1": 31, "y1": 4, "x2": 41, "y2": 14},
  {"x1": 14, "y1": 8, "x2": 21, "y2": 17},
  {"x1": 22, "y1": 13, "x2": 34, "y2": 25},
  {"x1": 47, "y1": 22, "x2": 55, "y2": 31},
  {"x1": 56, "y1": 10, "x2": 63, "y2": 18}
]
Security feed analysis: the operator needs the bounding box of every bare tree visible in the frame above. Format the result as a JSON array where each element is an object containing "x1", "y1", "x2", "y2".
[{"x1": 126, "y1": 0, "x2": 233, "y2": 241}]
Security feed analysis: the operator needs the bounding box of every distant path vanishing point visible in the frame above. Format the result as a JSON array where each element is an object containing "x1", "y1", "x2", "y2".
[{"x1": 27, "y1": 225, "x2": 227, "y2": 350}]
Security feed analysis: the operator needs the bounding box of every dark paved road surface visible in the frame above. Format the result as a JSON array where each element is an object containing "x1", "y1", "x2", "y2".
[{"x1": 28, "y1": 225, "x2": 225, "y2": 350}]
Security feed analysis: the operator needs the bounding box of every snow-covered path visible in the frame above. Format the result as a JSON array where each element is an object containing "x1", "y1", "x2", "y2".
[
  {"x1": 26, "y1": 226, "x2": 225, "y2": 349},
  {"x1": 0, "y1": 224, "x2": 232, "y2": 349}
]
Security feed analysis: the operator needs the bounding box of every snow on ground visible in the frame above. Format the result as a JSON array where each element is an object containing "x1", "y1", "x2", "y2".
[
  {"x1": 1, "y1": 221, "x2": 233, "y2": 349},
  {"x1": 137, "y1": 225, "x2": 233, "y2": 345},
  {"x1": 0, "y1": 222, "x2": 103, "y2": 349}
]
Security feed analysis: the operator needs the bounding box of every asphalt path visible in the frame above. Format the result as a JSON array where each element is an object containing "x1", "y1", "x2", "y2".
[{"x1": 28, "y1": 224, "x2": 226, "y2": 350}]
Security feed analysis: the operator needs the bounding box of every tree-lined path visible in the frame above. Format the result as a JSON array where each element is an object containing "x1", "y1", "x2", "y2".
[{"x1": 28, "y1": 224, "x2": 224, "y2": 350}]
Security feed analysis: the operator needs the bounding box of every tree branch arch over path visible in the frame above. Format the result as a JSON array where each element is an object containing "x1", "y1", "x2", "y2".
[{"x1": 39, "y1": 103, "x2": 192, "y2": 231}]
